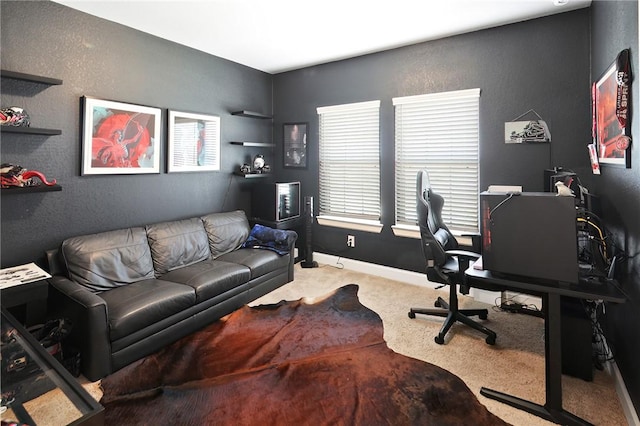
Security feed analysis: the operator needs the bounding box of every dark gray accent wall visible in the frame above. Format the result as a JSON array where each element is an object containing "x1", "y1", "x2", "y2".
[
  {"x1": 590, "y1": 0, "x2": 640, "y2": 414},
  {"x1": 273, "y1": 10, "x2": 592, "y2": 273},
  {"x1": 1, "y1": 1, "x2": 273, "y2": 268}
]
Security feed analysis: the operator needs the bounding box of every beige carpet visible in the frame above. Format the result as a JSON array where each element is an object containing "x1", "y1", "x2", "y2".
[
  {"x1": 20, "y1": 262, "x2": 627, "y2": 425},
  {"x1": 249, "y1": 263, "x2": 627, "y2": 426}
]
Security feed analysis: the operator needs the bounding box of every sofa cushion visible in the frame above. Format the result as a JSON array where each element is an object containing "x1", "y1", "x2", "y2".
[
  {"x1": 201, "y1": 211, "x2": 250, "y2": 258},
  {"x1": 146, "y1": 218, "x2": 211, "y2": 275},
  {"x1": 217, "y1": 248, "x2": 289, "y2": 280},
  {"x1": 100, "y1": 278, "x2": 196, "y2": 341},
  {"x1": 160, "y1": 259, "x2": 251, "y2": 303},
  {"x1": 61, "y1": 227, "x2": 155, "y2": 293}
]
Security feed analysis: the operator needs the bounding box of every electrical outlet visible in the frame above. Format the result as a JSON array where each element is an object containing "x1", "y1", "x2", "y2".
[{"x1": 347, "y1": 235, "x2": 355, "y2": 247}]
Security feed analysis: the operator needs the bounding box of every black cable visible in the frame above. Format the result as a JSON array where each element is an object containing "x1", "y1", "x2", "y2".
[
  {"x1": 220, "y1": 173, "x2": 234, "y2": 211},
  {"x1": 582, "y1": 300, "x2": 615, "y2": 367}
]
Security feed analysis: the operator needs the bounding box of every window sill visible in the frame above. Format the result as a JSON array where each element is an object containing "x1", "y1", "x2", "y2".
[
  {"x1": 391, "y1": 224, "x2": 420, "y2": 239},
  {"x1": 392, "y1": 224, "x2": 474, "y2": 246},
  {"x1": 316, "y1": 215, "x2": 383, "y2": 233}
]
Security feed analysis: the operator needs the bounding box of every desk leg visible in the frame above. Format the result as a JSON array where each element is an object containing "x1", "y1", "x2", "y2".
[
  {"x1": 545, "y1": 293, "x2": 563, "y2": 410},
  {"x1": 480, "y1": 293, "x2": 593, "y2": 426}
]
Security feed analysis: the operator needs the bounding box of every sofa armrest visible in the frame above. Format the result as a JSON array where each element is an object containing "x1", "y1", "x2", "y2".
[
  {"x1": 48, "y1": 276, "x2": 112, "y2": 381},
  {"x1": 282, "y1": 229, "x2": 298, "y2": 251},
  {"x1": 282, "y1": 229, "x2": 298, "y2": 282}
]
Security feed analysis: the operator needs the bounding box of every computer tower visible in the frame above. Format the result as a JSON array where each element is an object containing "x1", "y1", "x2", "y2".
[{"x1": 480, "y1": 192, "x2": 579, "y2": 284}]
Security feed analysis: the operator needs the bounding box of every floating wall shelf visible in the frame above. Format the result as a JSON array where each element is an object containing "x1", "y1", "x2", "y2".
[
  {"x1": 1, "y1": 126, "x2": 62, "y2": 136},
  {"x1": 230, "y1": 141, "x2": 275, "y2": 148},
  {"x1": 1, "y1": 184, "x2": 62, "y2": 195},
  {"x1": 231, "y1": 110, "x2": 272, "y2": 120},
  {"x1": 233, "y1": 171, "x2": 270, "y2": 179},
  {"x1": 1, "y1": 70, "x2": 63, "y2": 85}
]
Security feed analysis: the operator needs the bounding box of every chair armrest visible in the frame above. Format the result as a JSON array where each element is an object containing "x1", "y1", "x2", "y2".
[
  {"x1": 461, "y1": 233, "x2": 482, "y2": 253},
  {"x1": 446, "y1": 249, "x2": 481, "y2": 262},
  {"x1": 48, "y1": 276, "x2": 112, "y2": 381},
  {"x1": 445, "y1": 249, "x2": 481, "y2": 294}
]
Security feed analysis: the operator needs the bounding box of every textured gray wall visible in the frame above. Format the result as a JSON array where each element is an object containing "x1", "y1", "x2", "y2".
[
  {"x1": 1, "y1": 1, "x2": 273, "y2": 267},
  {"x1": 590, "y1": 0, "x2": 640, "y2": 414},
  {"x1": 273, "y1": 10, "x2": 592, "y2": 272}
]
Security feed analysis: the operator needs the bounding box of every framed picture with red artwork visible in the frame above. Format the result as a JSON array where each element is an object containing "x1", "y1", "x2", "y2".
[
  {"x1": 593, "y1": 49, "x2": 632, "y2": 168},
  {"x1": 81, "y1": 96, "x2": 162, "y2": 175}
]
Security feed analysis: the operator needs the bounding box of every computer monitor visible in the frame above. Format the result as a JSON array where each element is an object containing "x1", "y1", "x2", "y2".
[{"x1": 480, "y1": 192, "x2": 579, "y2": 284}]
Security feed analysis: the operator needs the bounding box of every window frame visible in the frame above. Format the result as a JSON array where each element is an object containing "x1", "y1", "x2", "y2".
[
  {"x1": 391, "y1": 88, "x2": 481, "y2": 239},
  {"x1": 316, "y1": 100, "x2": 383, "y2": 233}
]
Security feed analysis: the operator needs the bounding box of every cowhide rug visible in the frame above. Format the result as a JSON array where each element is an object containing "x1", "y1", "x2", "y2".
[{"x1": 100, "y1": 284, "x2": 509, "y2": 425}]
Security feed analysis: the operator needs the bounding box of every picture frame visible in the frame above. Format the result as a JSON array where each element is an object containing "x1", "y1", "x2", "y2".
[
  {"x1": 168, "y1": 110, "x2": 221, "y2": 173},
  {"x1": 593, "y1": 49, "x2": 632, "y2": 168},
  {"x1": 81, "y1": 97, "x2": 161, "y2": 175},
  {"x1": 283, "y1": 122, "x2": 308, "y2": 169}
]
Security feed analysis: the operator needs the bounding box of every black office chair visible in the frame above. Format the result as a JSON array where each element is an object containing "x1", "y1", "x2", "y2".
[{"x1": 408, "y1": 170, "x2": 496, "y2": 345}]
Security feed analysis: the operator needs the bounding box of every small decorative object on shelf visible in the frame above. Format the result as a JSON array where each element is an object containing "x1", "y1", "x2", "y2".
[
  {"x1": 253, "y1": 154, "x2": 266, "y2": 172},
  {"x1": 0, "y1": 107, "x2": 31, "y2": 127},
  {"x1": 1, "y1": 163, "x2": 57, "y2": 188},
  {"x1": 234, "y1": 162, "x2": 270, "y2": 178}
]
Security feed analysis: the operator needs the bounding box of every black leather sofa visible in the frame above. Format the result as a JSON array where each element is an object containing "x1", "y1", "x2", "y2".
[{"x1": 46, "y1": 210, "x2": 296, "y2": 381}]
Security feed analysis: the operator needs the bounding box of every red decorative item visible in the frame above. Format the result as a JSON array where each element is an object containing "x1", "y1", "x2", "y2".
[
  {"x1": 1, "y1": 163, "x2": 57, "y2": 188},
  {"x1": 0, "y1": 107, "x2": 30, "y2": 127}
]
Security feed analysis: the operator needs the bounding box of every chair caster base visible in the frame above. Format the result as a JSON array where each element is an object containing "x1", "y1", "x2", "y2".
[
  {"x1": 485, "y1": 334, "x2": 496, "y2": 345},
  {"x1": 408, "y1": 311, "x2": 416, "y2": 319},
  {"x1": 435, "y1": 335, "x2": 445, "y2": 345}
]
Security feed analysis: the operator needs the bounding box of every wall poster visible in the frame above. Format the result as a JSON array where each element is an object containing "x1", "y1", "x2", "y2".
[{"x1": 593, "y1": 49, "x2": 632, "y2": 168}]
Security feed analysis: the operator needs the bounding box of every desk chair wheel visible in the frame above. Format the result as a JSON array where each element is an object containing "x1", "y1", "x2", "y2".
[
  {"x1": 485, "y1": 334, "x2": 496, "y2": 345},
  {"x1": 408, "y1": 311, "x2": 416, "y2": 319},
  {"x1": 435, "y1": 335, "x2": 445, "y2": 345},
  {"x1": 479, "y1": 312, "x2": 488, "y2": 320}
]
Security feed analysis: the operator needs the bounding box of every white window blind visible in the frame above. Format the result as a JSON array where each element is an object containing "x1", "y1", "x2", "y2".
[
  {"x1": 393, "y1": 88, "x2": 480, "y2": 234},
  {"x1": 317, "y1": 100, "x2": 381, "y2": 222},
  {"x1": 168, "y1": 111, "x2": 221, "y2": 172},
  {"x1": 173, "y1": 120, "x2": 220, "y2": 169}
]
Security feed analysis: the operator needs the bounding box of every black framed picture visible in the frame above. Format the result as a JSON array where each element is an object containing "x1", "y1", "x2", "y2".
[{"x1": 283, "y1": 122, "x2": 308, "y2": 169}]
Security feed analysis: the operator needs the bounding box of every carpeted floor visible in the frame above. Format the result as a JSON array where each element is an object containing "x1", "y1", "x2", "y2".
[
  {"x1": 249, "y1": 263, "x2": 627, "y2": 426},
  {"x1": 38, "y1": 262, "x2": 628, "y2": 425}
]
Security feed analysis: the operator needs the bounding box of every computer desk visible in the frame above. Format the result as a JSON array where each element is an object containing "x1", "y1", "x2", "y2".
[{"x1": 465, "y1": 265, "x2": 626, "y2": 426}]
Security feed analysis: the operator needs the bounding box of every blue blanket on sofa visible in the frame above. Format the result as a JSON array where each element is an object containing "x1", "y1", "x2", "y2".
[{"x1": 241, "y1": 224, "x2": 295, "y2": 255}]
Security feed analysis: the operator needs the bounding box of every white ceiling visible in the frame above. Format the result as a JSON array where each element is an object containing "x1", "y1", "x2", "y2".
[{"x1": 52, "y1": 0, "x2": 592, "y2": 74}]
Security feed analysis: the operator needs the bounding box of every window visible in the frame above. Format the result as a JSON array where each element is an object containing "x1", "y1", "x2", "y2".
[
  {"x1": 393, "y1": 88, "x2": 480, "y2": 236},
  {"x1": 317, "y1": 100, "x2": 382, "y2": 233}
]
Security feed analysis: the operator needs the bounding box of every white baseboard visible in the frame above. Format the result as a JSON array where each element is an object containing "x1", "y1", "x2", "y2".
[
  {"x1": 312, "y1": 253, "x2": 638, "y2": 423},
  {"x1": 606, "y1": 362, "x2": 640, "y2": 426},
  {"x1": 313, "y1": 253, "x2": 434, "y2": 288},
  {"x1": 313, "y1": 252, "x2": 506, "y2": 306}
]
